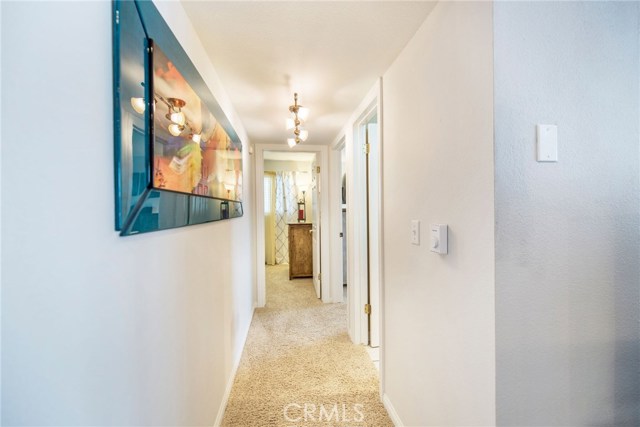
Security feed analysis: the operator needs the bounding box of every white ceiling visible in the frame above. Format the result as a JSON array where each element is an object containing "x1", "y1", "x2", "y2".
[{"x1": 181, "y1": 1, "x2": 436, "y2": 147}]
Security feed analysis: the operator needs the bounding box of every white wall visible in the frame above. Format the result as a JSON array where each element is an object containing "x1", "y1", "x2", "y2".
[
  {"x1": 494, "y1": 2, "x2": 640, "y2": 426},
  {"x1": 381, "y1": 2, "x2": 495, "y2": 425},
  {"x1": 263, "y1": 160, "x2": 312, "y2": 172},
  {"x1": 1, "y1": 1, "x2": 255, "y2": 425}
]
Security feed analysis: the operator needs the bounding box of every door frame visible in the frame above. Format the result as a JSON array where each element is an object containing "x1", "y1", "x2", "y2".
[
  {"x1": 329, "y1": 138, "x2": 346, "y2": 305},
  {"x1": 362, "y1": 115, "x2": 381, "y2": 348},
  {"x1": 310, "y1": 156, "x2": 321, "y2": 299},
  {"x1": 254, "y1": 144, "x2": 331, "y2": 307},
  {"x1": 332, "y1": 80, "x2": 383, "y2": 348}
]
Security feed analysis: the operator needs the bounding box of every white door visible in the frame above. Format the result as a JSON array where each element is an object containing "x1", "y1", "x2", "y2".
[
  {"x1": 366, "y1": 122, "x2": 381, "y2": 348},
  {"x1": 311, "y1": 160, "x2": 321, "y2": 298}
]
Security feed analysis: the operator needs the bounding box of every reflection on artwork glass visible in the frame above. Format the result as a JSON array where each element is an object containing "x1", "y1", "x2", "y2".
[
  {"x1": 150, "y1": 42, "x2": 243, "y2": 201},
  {"x1": 113, "y1": 0, "x2": 148, "y2": 229},
  {"x1": 113, "y1": 0, "x2": 243, "y2": 236}
]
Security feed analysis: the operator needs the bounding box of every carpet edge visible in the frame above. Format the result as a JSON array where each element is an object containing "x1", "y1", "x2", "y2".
[{"x1": 214, "y1": 302, "x2": 258, "y2": 427}]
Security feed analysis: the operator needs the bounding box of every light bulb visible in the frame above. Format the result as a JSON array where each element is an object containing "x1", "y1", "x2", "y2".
[
  {"x1": 170, "y1": 111, "x2": 186, "y2": 126},
  {"x1": 286, "y1": 118, "x2": 295, "y2": 130},
  {"x1": 299, "y1": 129, "x2": 308, "y2": 142},
  {"x1": 168, "y1": 124, "x2": 183, "y2": 136},
  {"x1": 297, "y1": 106, "x2": 309, "y2": 121},
  {"x1": 287, "y1": 138, "x2": 297, "y2": 148},
  {"x1": 191, "y1": 133, "x2": 201, "y2": 143},
  {"x1": 130, "y1": 97, "x2": 145, "y2": 114}
]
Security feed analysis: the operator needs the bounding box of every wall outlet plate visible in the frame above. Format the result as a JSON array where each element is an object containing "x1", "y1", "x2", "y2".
[{"x1": 537, "y1": 124, "x2": 558, "y2": 162}]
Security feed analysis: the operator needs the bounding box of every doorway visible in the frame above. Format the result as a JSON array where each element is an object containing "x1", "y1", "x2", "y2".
[
  {"x1": 355, "y1": 110, "x2": 381, "y2": 348},
  {"x1": 341, "y1": 148, "x2": 347, "y2": 299},
  {"x1": 340, "y1": 83, "x2": 383, "y2": 350},
  {"x1": 254, "y1": 144, "x2": 331, "y2": 308},
  {"x1": 262, "y1": 151, "x2": 317, "y2": 299}
]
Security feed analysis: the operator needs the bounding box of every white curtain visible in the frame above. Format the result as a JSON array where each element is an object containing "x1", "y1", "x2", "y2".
[
  {"x1": 275, "y1": 171, "x2": 299, "y2": 264},
  {"x1": 264, "y1": 173, "x2": 276, "y2": 265}
]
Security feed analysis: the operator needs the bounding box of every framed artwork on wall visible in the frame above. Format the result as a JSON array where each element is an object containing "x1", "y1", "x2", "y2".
[{"x1": 112, "y1": 0, "x2": 243, "y2": 236}]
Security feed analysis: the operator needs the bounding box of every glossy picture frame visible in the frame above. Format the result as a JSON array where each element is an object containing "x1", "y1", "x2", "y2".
[{"x1": 112, "y1": 0, "x2": 243, "y2": 236}]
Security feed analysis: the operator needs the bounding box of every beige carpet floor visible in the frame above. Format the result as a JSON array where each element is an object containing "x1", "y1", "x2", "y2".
[{"x1": 222, "y1": 264, "x2": 393, "y2": 427}]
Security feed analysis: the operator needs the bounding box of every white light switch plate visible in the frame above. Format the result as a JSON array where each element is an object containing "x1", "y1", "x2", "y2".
[
  {"x1": 410, "y1": 220, "x2": 420, "y2": 245},
  {"x1": 537, "y1": 124, "x2": 558, "y2": 162},
  {"x1": 430, "y1": 224, "x2": 448, "y2": 255}
]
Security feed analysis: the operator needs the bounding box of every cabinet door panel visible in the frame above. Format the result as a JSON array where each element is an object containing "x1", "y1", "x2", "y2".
[{"x1": 289, "y1": 224, "x2": 313, "y2": 279}]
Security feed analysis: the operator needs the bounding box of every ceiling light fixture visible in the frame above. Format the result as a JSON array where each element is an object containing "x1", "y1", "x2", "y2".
[
  {"x1": 130, "y1": 97, "x2": 146, "y2": 114},
  {"x1": 167, "y1": 98, "x2": 186, "y2": 124},
  {"x1": 168, "y1": 123, "x2": 184, "y2": 137},
  {"x1": 130, "y1": 88, "x2": 203, "y2": 143},
  {"x1": 287, "y1": 92, "x2": 309, "y2": 147},
  {"x1": 164, "y1": 97, "x2": 187, "y2": 136}
]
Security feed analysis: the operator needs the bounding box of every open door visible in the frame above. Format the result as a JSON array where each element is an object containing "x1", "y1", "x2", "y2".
[
  {"x1": 366, "y1": 120, "x2": 380, "y2": 348},
  {"x1": 311, "y1": 159, "x2": 321, "y2": 298},
  {"x1": 344, "y1": 94, "x2": 382, "y2": 347}
]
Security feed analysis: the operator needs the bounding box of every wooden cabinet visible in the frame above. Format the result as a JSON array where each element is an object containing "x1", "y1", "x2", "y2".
[{"x1": 289, "y1": 223, "x2": 313, "y2": 279}]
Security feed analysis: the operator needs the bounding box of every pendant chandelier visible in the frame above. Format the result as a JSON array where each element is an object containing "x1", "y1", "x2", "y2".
[{"x1": 286, "y1": 92, "x2": 309, "y2": 147}]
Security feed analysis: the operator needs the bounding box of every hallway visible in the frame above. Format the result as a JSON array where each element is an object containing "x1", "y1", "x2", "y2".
[
  {"x1": 3, "y1": 1, "x2": 640, "y2": 426},
  {"x1": 222, "y1": 265, "x2": 392, "y2": 426}
]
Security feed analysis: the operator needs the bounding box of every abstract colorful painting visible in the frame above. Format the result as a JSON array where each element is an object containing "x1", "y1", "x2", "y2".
[
  {"x1": 113, "y1": 0, "x2": 243, "y2": 236},
  {"x1": 151, "y1": 41, "x2": 242, "y2": 201}
]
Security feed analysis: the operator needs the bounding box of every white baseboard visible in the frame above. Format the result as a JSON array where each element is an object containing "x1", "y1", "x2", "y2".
[
  {"x1": 213, "y1": 303, "x2": 257, "y2": 427},
  {"x1": 383, "y1": 393, "x2": 403, "y2": 427}
]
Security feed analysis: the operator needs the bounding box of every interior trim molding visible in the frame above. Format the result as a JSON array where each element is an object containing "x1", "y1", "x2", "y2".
[
  {"x1": 213, "y1": 303, "x2": 257, "y2": 426},
  {"x1": 382, "y1": 393, "x2": 404, "y2": 427}
]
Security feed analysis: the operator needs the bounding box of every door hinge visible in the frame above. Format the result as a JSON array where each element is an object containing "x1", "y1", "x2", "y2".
[
  {"x1": 364, "y1": 143, "x2": 370, "y2": 154},
  {"x1": 316, "y1": 166, "x2": 320, "y2": 174},
  {"x1": 318, "y1": 273, "x2": 321, "y2": 282},
  {"x1": 364, "y1": 303, "x2": 371, "y2": 315},
  {"x1": 115, "y1": 10, "x2": 120, "y2": 24}
]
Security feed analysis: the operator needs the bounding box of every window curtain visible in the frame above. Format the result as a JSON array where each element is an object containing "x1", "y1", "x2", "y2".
[
  {"x1": 264, "y1": 172, "x2": 276, "y2": 265},
  {"x1": 275, "y1": 171, "x2": 299, "y2": 264}
]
